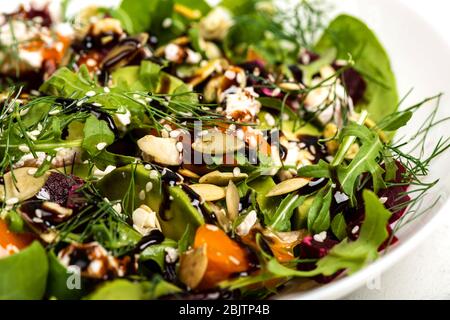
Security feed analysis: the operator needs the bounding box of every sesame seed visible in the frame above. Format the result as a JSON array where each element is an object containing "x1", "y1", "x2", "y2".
[
  {"x1": 18, "y1": 145, "x2": 30, "y2": 153},
  {"x1": 271, "y1": 88, "x2": 281, "y2": 97},
  {"x1": 27, "y1": 168, "x2": 38, "y2": 176},
  {"x1": 206, "y1": 225, "x2": 219, "y2": 231},
  {"x1": 264, "y1": 113, "x2": 276, "y2": 127},
  {"x1": 139, "y1": 190, "x2": 146, "y2": 200},
  {"x1": 96, "y1": 142, "x2": 107, "y2": 151},
  {"x1": 85, "y1": 90, "x2": 96, "y2": 97},
  {"x1": 233, "y1": 167, "x2": 241, "y2": 177},
  {"x1": 144, "y1": 164, "x2": 152, "y2": 170},
  {"x1": 145, "y1": 182, "x2": 153, "y2": 192},
  {"x1": 352, "y1": 226, "x2": 360, "y2": 234},
  {"x1": 149, "y1": 170, "x2": 159, "y2": 180},
  {"x1": 5, "y1": 197, "x2": 19, "y2": 206},
  {"x1": 103, "y1": 87, "x2": 110, "y2": 93},
  {"x1": 49, "y1": 109, "x2": 61, "y2": 115},
  {"x1": 229, "y1": 256, "x2": 241, "y2": 266},
  {"x1": 162, "y1": 18, "x2": 172, "y2": 28}
]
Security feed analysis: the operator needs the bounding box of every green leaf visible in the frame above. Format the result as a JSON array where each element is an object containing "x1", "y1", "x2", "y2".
[
  {"x1": 331, "y1": 213, "x2": 347, "y2": 241},
  {"x1": 377, "y1": 111, "x2": 413, "y2": 131},
  {"x1": 118, "y1": 0, "x2": 174, "y2": 34},
  {"x1": 82, "y1": 115, "x2": 115, "y2": 157},
  {"x1": 247, "y1": 176, "x2": 279, "y2": 224},
  {"x1": 307, "y1": 187, "x2": 332, "y2": 234},
  {"x1": 86, "y1": 277, "x2": 181, "y2": 300},
  {"x1": 297, "y1": 160, "x2": 331, "y2": 178},
  {"x1": 39, "y1": 66, "x2": 95, "y2": 98},
  {"x1": 0, "y1": 242, "x2": 49, "y2": 300},
  {"x1": 46, "y1": 251, "x2": 88, "y2": 300},
  {"x1": 220, "y1": 0, "x2": 261, "y2": 15},
  {"x1": 178, "y1": 224, "x2": 194, "y2": 254},
  {"x1": 269, "y1": 194, "x2": 305, "y2": 232},
  {"x1": 266, "y1": 190, "x2": 392, "y2": 278},
  {"x1": 300, "y1": 48, "x2": 337, "y2": 85},
  {"x1": 314, "y1": 190, "x2": 392, "y2": 275},
  {"x1": 336, "y1": 124, "x2": 386, "y2": 202},
  {"x1": 315, "y1": 15, "x2": 398, "y2": 122},
  {"x1": 140, "y1": 239, "x2": 177, "y2": 270}
]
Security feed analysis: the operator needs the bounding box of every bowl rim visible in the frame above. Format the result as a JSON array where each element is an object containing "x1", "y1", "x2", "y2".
[{"x1": 277, "y1": 0, "x2": 450, "y2": 300}]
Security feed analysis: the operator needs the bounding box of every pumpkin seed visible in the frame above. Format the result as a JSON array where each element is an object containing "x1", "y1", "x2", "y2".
[
  {"x1": 207, "y1": 202, "x2": 231, "y2": 233},
  {"x1": 226, "y1": 180, "x2": 240, "y2": 221},
  {"x1": 192, "y1": 131, "x2": 245, "y2": 155},
  {"x1": 199, "y1": 170, "x2": 248, "y2": 186},
  {"x1": 266, "y1": 177, "x2": 311, "y2": 197},
  {"x1": 188, "y1": 59, "x2": 228, "y2": 87},
  {"x1": 178, "y1": 168, "x2": 200, "y2": 179},
  {"x1": 189, "y1": 184, "x2": 226, "y2": 202},
  {"x1": 2, "y1": 167, "x2": 49, "y2": 202},
  {"x1": 179, "y1": 244, "x2": 208, "y2": 289},
  {"x1": 137, "y1": 135, "x2": 182, "y2": 166},
  {"x1": 278, "y1": 82, "x2": 303, "y2": 92}
]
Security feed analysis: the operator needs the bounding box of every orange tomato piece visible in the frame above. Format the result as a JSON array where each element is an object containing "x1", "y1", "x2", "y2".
[
  {"x1": 0, "y1": 219, "x2": 34, "y2": 253},
  {"x1": 194, "y1": 224, "x2": 251, "y2": 288}
]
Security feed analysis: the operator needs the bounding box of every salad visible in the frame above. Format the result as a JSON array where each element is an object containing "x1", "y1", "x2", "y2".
[{"x1": 0, "y1": 0, "x2": 448, "y2": 300}]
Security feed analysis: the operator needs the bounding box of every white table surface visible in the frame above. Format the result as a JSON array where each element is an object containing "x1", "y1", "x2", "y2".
[{"x1": 346, "y1": 0, "x2": 450, "y2": 300}]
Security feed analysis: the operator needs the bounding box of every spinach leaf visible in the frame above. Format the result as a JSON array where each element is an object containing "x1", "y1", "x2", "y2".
[
  {"x1": 118, "y1": 0, "x2": 174, "y2": 34},
  {"x1": 82, "y1": 115, "x2": 115, "y2": 157},
  {"x1": 315, "y1": 15, "x2": 398, "y2": 122},
  {"x1": 87, "y1": 276, "x2": 181, "y2": 300},
  {"x1": 0, "y1": 242, "x2": 48, "y2": 300},
  {"x1": 307, "y1": 187, "x2": 332, "y2": 234}
]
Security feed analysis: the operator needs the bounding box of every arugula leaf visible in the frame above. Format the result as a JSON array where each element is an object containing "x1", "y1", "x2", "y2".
[
  {"x1": 337, "y1": 124, "x2": 386, "y2": 202},
  {"x1": 331, "y1": 213, "x2": 347, "y2": 241},
  {"x1": 82, "y1": 115, "x2": 115, "y2": 157},
  {"x1": 140, "y1": 239, "x2": 177, "y2": 269},
  {"x1": 297, "y1": 160, "x2": 331, "y2": 178},
  {"x1": 315, "y1": 15, "x2": 398, "y2": 122},
  {"x1": 269, "y1": 194, "x2": 305, "y2": 232},
  {"x1": 39, "y1": 65, "x2": 95, "y2": 98},
  {"x1": 0, "y1": 242, "x2": 49, "y2": 300},
  {"x1": 307, "y1": 187, "x2": 332, "y2": 234}
]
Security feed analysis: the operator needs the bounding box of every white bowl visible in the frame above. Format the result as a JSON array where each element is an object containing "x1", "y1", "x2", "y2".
[
  {"x1": 4, "y1": 0, "x2": 450, "y2": 300},
  {"x1": 279, "y1": 0, "x2": 450, "y2": 299}
]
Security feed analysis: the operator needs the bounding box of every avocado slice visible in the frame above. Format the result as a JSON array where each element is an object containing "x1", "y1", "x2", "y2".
[
  {"x1": 97, "y1": 165, "x2": 204, "y2": 241},
  {"x1": 291, "y1": 196, "x2": 315, "y2": 230},
  {"x1": 97, "y1": 164, "x2": 163, "y2": 215},
  {"x1": 282, "y1": 120, "x2": 321, "y2": 140},
  {"x1": 159, "y1": 186, "x2": 205, "y2": 241}
]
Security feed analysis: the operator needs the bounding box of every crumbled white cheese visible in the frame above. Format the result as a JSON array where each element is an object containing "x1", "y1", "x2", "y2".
[
  {"x1": 113, "y1": 109, "x2": 131, "y2": 132},
  {"x1": 132, "y1": 206, "x2": 161, "y2": 236},
  {"x1": 186, "y1": 49, "x2": 202, "y2": 64},
  {"x1": 199, "y1": 7, "x2": 233, "y2": 41},
  {"x1": 313, "y1": 231, "x2": 327, "y2": 243},
  {"x1": 224, "y1": 87, "x2": 261, "y2": 121},
  {"x1": 334, "y1": 191, "x2": 350, "y2": 204},
  {"x1": 164, "y1": 43, "x2": 183, "y2": 63}
]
